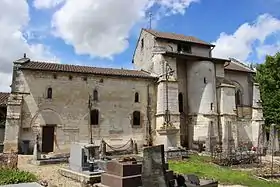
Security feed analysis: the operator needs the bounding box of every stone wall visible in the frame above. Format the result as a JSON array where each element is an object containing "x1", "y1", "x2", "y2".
[
  {"x1": 15, "y1": 69, "x2": 156, "y2": 152},
  {"x1": 133, "y1": 30, "x2": 156, "y2": 72},
  {"x1": 224, "y1": 70, "x2": 253, "y2": 106}
]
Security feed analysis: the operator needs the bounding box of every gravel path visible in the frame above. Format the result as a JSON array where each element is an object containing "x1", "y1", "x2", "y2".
[{"x1": 17, "y1": 156, "x2": 81, "y2": 187}]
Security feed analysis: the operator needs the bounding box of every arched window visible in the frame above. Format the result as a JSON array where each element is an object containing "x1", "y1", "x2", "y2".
[
  {"x1": 93, "y1": 89, "x2": 98, "y2": 101},
  {"x1": 133, "y1": 111, "x2": 141, "y2": 126},
  {"x1": 134, "y1": 92, "x2": 139, "y2": 103},
  {"x1": 47, "y1": 88, "x2": 52, "y2": 99},
  {"x1": 235, "y1": 90, "x2": 242, "y2": 106},
  {"x1": 90, "y1": 109, "x2": 99, "y2": 125},
  {"x1": 178, "y1": 93, "x2": 183, "y2": 113}
]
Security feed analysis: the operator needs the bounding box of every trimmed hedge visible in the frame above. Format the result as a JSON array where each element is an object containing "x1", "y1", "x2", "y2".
[{"x1": 0, "y1": 169, "x2": 37, "y2": 185}]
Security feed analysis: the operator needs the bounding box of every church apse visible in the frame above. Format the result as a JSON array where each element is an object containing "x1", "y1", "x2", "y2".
[{"x1": 187, "y1": 60, "x2": 218, "y2": 145}]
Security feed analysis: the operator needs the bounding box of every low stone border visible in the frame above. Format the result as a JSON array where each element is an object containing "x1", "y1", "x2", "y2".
[{"x1": 28, "y1": 157, "x2": 68, "y2": 166}]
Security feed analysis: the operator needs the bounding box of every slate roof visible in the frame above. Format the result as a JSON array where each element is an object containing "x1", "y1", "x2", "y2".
[
  {"x1": 19, "y1": 60, "x2": 155, "y2": 79},
  {"x1": 144, "y1": 29, "x2": 215, "y2": 47},
  {"x1": 0, "y1": 92, "x2": 9, "y2": 106},
  {"x1": 224, "y1": 58, "x2": 255, "y2": 73}
]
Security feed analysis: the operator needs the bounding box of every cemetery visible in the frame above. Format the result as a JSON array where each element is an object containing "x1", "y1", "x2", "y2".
[
  {"x1": 1, "y1": 114, "x2": 280, "y2": 187},
  {"x1": 2, "y1": 139, "x2": 280, "y2": 187}
]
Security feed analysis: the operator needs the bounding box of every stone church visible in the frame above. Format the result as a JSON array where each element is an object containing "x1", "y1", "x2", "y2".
[{"x1": 1, "y1": 29, "x2": 264, "y2": 154}]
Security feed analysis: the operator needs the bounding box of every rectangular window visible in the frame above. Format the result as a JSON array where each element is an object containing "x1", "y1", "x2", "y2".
[
  {"x1": 178, "y1": 43, "x2": 191, "y2": 53},
  {"x1": 90, "y1": 109, "x2": 99, "y2": 125},
  {"x1": 133, "y1": 111, "x2": 141, "y2": 126}
]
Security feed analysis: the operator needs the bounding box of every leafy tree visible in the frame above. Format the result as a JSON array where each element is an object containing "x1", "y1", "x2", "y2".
[{"x1": 255, "y1": 52, "x2": 280, "y2": 126}]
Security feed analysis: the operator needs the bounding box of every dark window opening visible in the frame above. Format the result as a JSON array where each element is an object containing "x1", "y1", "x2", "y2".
[
  {"x1": 235, "y1": 90, "x2": 241, "y2": 106},
  {"x1": 178, "y1": 43, "x2": 191, "y2": 53},
  {"x1": 83, "y1": 77, "x2": 87, "y2": 81},
  {"x1": 100, "y1": 79, "x2": 104, "y2": 83},
  {"x1": 141, "y1": 39, "x2": 144, "y2": 50},
  {"x1": 69, "y1": 75, "x2": 73, "y2": 80},
  {"x1": 93, "y1": 89, "x2": 98, "y2": 101},
  {"x1": 204, "y1": 77, "x2": 207, "y2": 84},
  {"x1": 210, "y1": 103, "x2": 213, "y2": 111},
  {"x1": 266, "y1": 132, "x2": 270, "y2": 142},
  {"x1": 178, "y1": 93, "x2": 183, "y2": 113},
  {"x1": 47, "y1": 88, "x2": 52, "y2": 99},
  {"x1": 133, "y1": 111, "x2": 141, "y2": 126},
  {"x1": 53, "y1": 74, "x2": 57, "y2": 79},
  {"x1": 90, "y1": 109, "x2": 99, "y2": 125},
  {"x1": 135, "y1": 92, "x2": 139, "y2": 103}
]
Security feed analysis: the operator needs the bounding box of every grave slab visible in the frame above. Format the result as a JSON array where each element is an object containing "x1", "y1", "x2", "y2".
[{"x1": 0, "y1": 183, "x2": 43, "y2": 187}]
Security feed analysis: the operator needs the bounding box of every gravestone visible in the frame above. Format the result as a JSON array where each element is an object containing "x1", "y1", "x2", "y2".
[
  {"x1": 268, "y1": 124, "x2": 280, "y2": 154},
  {"x1": 165, "y1": 147, "x2": 188, "y2": 161},
  {"x1": 222, "y1": 121, "x2": 235, "y2": 154},
  {"x1": 206, "y1": 121, "x2": 217, "y2": 153},
  {"x1": 141, "y1": 145, "x2": 169, "y2": 187},
  {"x1": 187, "y1": 175, "x2": 200, "y2": 186},
  {"x1": 69, "y1": 143, "x2": 100, "y2": 172},
  {"x1": 59, "y1": 143, "x2": 105, "y2": 184}
]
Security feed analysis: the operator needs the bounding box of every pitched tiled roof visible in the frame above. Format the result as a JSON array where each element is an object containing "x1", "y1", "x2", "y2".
[
  {"x1": 224, "y1": 58, "x2": 255, "y2": 73},
  {"x1": 0, "y1": 92, "x2": 9, "y2": 106},
  {"x1": 19, "y1": 61, "x2": 156, "y2": 79},
  {"x1": 144, "y1": 29, "x2": 215, "y2": 47}
]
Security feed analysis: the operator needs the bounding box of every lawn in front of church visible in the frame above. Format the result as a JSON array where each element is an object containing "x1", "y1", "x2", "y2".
[{"x1": 169, "y1": 155, "x2": 280, "y2": 187}]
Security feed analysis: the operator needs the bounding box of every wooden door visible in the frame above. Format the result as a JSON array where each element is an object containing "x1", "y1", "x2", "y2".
[{"x1": 42, "y1": 125, "x2": 55, "y2": 153}]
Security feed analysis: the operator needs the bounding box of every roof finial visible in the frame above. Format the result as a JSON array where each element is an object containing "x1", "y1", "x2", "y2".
[{"x1": 23, "y1": 53, "x2": 26, "y2": 58}]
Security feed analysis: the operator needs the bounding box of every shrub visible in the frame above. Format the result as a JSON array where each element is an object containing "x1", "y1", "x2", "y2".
[{"x1": 0, "y1": 169, "x2": 37, "y2": 185}]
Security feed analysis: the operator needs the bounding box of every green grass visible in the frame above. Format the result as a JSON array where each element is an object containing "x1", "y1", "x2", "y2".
[
  {"x1": 0, "y1": 168, "x2": 37, "y2": 185},
  {"x1": 169, "y1": 156, "x2": 280, "y2": 187}
]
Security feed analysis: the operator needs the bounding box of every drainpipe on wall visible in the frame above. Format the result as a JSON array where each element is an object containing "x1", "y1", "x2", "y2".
[{"x1": 146, "y1": 83, "x2": 152, "y2": 146}]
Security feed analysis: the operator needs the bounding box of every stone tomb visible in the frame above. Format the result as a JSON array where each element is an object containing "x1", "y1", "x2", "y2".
[
  {"x1": 59, "y1": 143, "x2": 105, "y2": 184},
  {"x1": 100, "y1": 160, "x2": 174, "y2": 187},
  {"x1": 165, "y1": 147, "x2": 188, "y2": 161}
]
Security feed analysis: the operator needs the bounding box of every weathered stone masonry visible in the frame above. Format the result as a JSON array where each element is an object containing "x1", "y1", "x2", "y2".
[{"x1": 2, "y1": 28, "x2": 265, "y2": 153}]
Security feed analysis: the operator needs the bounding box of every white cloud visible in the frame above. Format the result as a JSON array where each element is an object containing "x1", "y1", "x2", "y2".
[
  {"x1": 212, "y1": 14, "x2": 280, "y2": 62},
  {"x1": 256, "y1": 42, "x2": 280, "y2": 60},
  {"x1": 0, "y1": 0, "x2": 57, "y2": 92},
  {"x1": 33, "y1": 0, "x2": 65, "y2": 9},
  {"x1": 50, "y1": 0, "x2": 198, "y2": 58}
]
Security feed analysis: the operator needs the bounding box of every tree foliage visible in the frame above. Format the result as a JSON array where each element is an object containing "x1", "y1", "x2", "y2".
[{"x1": 255, "y1": 52, "x2": 280, "y2": 125}]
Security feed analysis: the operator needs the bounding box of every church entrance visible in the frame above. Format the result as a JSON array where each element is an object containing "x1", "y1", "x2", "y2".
[{"x1": 42, "y1": 125, "x2": 55, "y2": 153}]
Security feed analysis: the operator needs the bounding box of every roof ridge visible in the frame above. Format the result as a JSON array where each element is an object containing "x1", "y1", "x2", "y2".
[
  {"x1": 19, "y1": 60, "x2": 155, "y2": 79},
  {"x1": 143, "y1": 28, "x2": 214, "y2": 47},
  {"x1": 29, "y1": 60, "x2": 142, "y2": 72},
  {"x1": 229, "y1": 58, "x2": 252, "y2": 70},
  {"x1": 145, "y1": 28, "x2": 197, "y2": 38}
]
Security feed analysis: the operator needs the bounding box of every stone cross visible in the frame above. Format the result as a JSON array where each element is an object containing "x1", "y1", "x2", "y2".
[
  {"x1": 142, "y1": 145, "x2": 169, "y2": 187},
  {"x1": 33, "y1": 134, "x2": 41, "y2": 160}
]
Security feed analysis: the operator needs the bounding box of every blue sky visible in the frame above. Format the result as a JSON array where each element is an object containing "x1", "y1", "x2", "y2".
[
  {"x1": 0, "y1": 0, "x2": 280, "y2": 91},
  {"x1": 24, "y1": 0, "x2": 280, "y2": 69}
]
